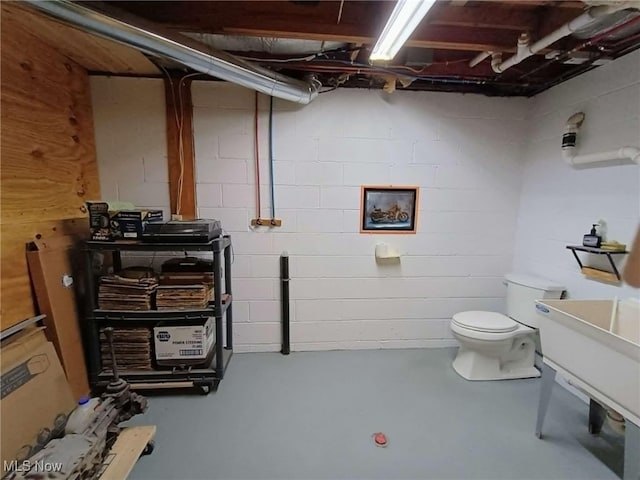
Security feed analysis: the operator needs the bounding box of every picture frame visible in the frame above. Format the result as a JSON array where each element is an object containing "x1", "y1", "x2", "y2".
[{"x1": 360, "y1": 185, "x2": 419, "y2": 234}]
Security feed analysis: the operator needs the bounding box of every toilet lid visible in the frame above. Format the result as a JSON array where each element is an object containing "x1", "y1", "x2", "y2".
[{"x1": 452, "y1": 311, "x2": 518, "y2": 333}]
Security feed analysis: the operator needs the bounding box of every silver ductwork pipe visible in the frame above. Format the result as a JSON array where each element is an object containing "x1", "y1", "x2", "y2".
[{"x1": 26, "y1": 0, "x2": 319, "y2": 104}]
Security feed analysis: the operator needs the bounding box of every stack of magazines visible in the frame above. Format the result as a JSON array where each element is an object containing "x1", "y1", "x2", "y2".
[
  {"x1": 156, "y1": 284, "x2": 212, "y2": 310},
  {"x1": 99, "y1": 327, "x2": 152, "y2": 370},
  {"x1": 98, "y1": 275, "x2": 158, "y2": 310}
]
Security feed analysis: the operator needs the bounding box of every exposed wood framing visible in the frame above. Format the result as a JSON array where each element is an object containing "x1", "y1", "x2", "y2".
[
  {"x1": 223, "y1": 26, "x2": 521, "y2": 53},
  {"x1": 109, "y1": 0, "x2": 585, "y2": 53},
  {"x1": 164, "y1": 74, "x2": 197, "y2": 219},
  {"x1": 430, "y1": 3, "x2": 580, "y2": 32}
]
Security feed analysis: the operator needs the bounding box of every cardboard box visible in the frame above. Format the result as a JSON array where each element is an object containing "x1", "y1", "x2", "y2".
[
  {"x1": 87, "y1": 201, "x2": 112, "y2": 241},
  {"x1": 0, "y1": 327, "x2": 76, "y2": 469},
  {"x1": 27, "y1": 236, "x2": 90, "y2": 399},
  {"x1": 153, "y1": 318, "x2": 214, "y2": 366},
  {"x1": 110, "y1": 210, "x2": 163, "y2": 240},
  {"x1": 86, "y1": 201, "x2": 163, "y2": 241}
]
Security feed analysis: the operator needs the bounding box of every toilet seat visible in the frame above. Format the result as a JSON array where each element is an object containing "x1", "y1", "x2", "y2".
[{"x1": 452, "y1": 311, "x2": 517, "y2": 333}]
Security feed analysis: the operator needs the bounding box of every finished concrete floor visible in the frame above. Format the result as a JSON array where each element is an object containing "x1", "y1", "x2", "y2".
[{"x1": 128, "y1": 348, "x2": 625, "y2": 480}]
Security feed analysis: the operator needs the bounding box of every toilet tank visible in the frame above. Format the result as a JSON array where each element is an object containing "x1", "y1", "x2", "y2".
[{"x1": 505, "y1": 274, "x2": 564, "y2": 328}]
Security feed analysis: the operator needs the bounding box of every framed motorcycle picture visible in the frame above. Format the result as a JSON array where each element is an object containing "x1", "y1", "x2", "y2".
[{"x1": 360, "y1": 185, "x2": 419, "y2": 234}]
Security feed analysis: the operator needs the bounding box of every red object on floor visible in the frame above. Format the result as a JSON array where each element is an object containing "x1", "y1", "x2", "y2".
[{"x1": 373, "y1": 432, "x2": 388, "y2": 447}]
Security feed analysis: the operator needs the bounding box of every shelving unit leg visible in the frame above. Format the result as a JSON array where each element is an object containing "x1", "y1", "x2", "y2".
[
  {"x1": 84, "y1": 249, "x2": 101, "y2": 387},
  {"x1": 213, "y1": 246, "x2": 224, "y2": 378},
  {"x1": 224, "y1": 237, "x2": 233, "y2": 350}
]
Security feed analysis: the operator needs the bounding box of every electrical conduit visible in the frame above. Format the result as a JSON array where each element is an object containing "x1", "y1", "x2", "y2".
[
  {"x1": 269, "y1": 96, "x2": 276, "y2": 221},
  {"x1": 254, "y1": 92, "x2": 262, "y2": 221}
]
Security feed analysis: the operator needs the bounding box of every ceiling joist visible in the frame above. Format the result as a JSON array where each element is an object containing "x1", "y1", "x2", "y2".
[
  {"x1": 106, "y1": 1, "x2": 586, "y2": 53},
  {"x1": 15, "y1": 0, "x2": 640, "y2": 97}
]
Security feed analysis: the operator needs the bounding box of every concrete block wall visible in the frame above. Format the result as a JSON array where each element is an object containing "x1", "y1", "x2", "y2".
[
  {"x1": 91, "y1": 77, "x2": 171, "y2": 219},
  {"x1": 90, "y1": 50, "x2": 640, "y2": 354},
  {"x1": 90, "y1": 78, "x2": 527, "y2": 352},
  {"x1": 513, "y1": 49, "x2": 640, "y2": 300},
  {"x1": 191, "y1": 83, "x2": 527, "y2": 352}
]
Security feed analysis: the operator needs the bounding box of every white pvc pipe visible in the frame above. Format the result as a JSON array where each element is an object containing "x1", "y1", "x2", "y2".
[
  {"x1": 469, "y1": 51, "x2": 491, "y2": 68},
  {"x1": 489, "y1": 4, "x2": 627, "y2": 73},
  {"x1": 563, "y1": 146, "x2": 640, "y2": 165}
]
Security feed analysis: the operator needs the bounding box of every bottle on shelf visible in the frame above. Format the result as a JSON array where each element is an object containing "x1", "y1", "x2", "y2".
[{"x1": 583, "y1": 224, "x2": 602, "y2": 248}]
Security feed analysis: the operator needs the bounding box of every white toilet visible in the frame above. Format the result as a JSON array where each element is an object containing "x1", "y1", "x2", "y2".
[{"x1": 450, "y1": 274, "x2": 564, "y2": 381}]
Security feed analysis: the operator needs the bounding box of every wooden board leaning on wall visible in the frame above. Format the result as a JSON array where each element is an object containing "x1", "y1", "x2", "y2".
[{"x1": 0, "y1": 221, "x2": 92, "y2": 331}]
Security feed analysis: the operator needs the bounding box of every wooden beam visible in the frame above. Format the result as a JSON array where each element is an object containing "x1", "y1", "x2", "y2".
[
  {"x1": 164, "y1": 74, "x2": 196, "y2": 219},
  {"x1": 429, "y1": 2, "x2": 582, "y2": 32},
  {"x1": 480, "y1": 0, "x2": 585, "y2": 7},
  {"x1": 99, "y1": 426, "x2": 156, "y2": 479},
  {"x1": 107, "y1": 0, "x2": 574, "y2": 53},
  {"x1": 222, "y1": 25, "x2": 522, "y2": 53}
]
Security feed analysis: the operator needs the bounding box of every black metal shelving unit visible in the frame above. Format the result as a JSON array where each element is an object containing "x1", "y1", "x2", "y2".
[
  {"x1": 566, "y1": 245, "x2": 629, "y2": 281},
  {"x1": 84, "y1": 235, "x2": 233, "y2": 394}
]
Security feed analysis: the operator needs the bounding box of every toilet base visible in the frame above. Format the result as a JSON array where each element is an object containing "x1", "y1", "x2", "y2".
[{"x1": 453, "y1": 347, "x2": 541, "y2": 381}]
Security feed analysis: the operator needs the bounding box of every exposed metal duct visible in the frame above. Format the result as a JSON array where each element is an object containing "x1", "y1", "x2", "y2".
[{"x1": 25, "y1": 0, "x2": 320, "y2": 104}]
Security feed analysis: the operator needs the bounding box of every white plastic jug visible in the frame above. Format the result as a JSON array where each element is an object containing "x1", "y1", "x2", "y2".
[{"x1": 65, "y1": 396, "x2": 101, "y2": 434}]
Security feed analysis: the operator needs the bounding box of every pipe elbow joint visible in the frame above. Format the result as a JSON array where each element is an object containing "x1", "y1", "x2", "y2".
[
  {"x1": 620, "y1": 146, "x2": 640, "y2": 164},
  {"x1": 490, "y1": 52, "x2": 504, "y2": 73}
]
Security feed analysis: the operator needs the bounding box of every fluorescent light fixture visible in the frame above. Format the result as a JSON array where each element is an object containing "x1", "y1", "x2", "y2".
[{"x1": 370, "y1": 0, "x2": 436, "y2": 62}]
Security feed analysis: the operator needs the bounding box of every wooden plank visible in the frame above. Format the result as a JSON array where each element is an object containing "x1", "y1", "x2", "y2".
[
  {"x1": 581, "y1": 267, "x2": 621, "y2": 284},
  {"x1": 100, "y1": 426, "x2": 156, "y2": 480},
  {"x1": 5, "y1": 4, "x2": 159, "y2": 75},
  {"x1": 430, "y1": 2, "x2": 582, "y2": 33},
  {"x1": 224, "y1": 26, "x2": 523, "y2": 53},
  {"x1": 480, "y1": 0, "x2": 585, "y2": 7},
  {"x1": 0, "y1": 220, "x2": 89, "y2": 330},
  {"x1": 0, "y1": 3, "x2": 100, "y2": 330},
  {"x1": 164, "y1": 75, "x2": 196, "y2": 219},
  {"x1": 27, "y1": 236, "x2": 91, "y2": 398}
]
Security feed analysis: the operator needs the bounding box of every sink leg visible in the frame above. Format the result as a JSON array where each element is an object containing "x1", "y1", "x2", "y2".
[
  {"x1": 588, "y1": 399, "x2": 607, "y2": 435},
  {"x1": 624, "y1": 420, "x2": 640, "y2": 480},
  {"x1": 535, "y1": 363, "x2": 556, "y2": 439}
]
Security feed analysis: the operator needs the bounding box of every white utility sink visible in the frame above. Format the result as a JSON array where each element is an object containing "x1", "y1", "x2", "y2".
[{"x1": 534, "y1": 298, "x2": 640, "y2": 480}]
